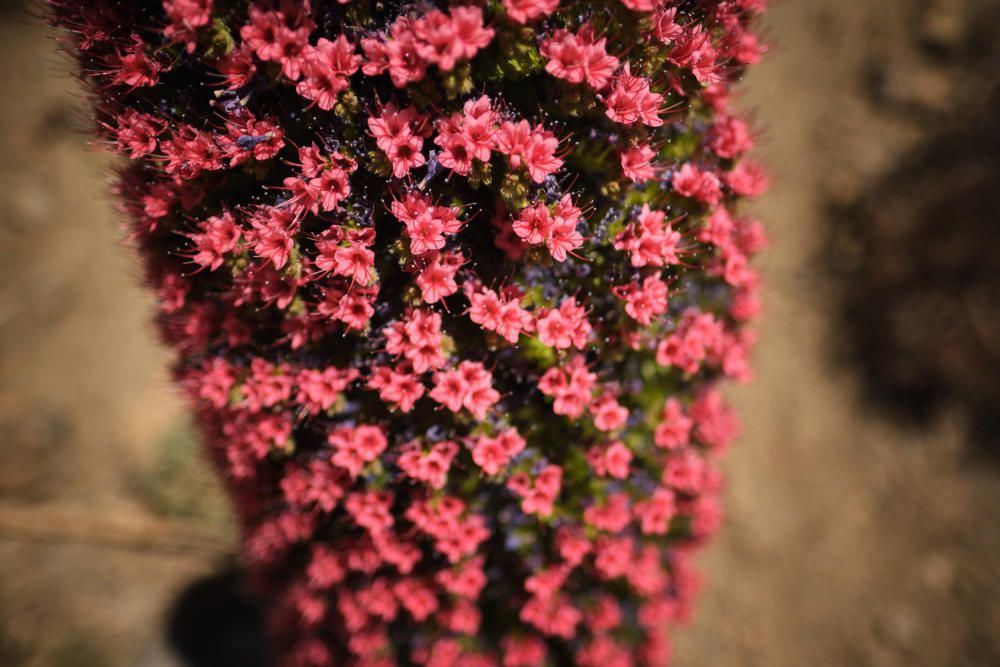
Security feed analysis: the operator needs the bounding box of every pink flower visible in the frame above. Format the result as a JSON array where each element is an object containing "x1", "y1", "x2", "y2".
[
  {"x1": 668, "y1": 25, "x2": 722, "y2": 85},
  {"x1": 163, "y1": 0, "x2": 212, "y2": 52},
  {"x1": 471, "y1": 436, "x2": 508, "y2": 475},
  {"x1": 413, "y1": 7, "x2": 493, "y2": 71},
  {"x1": 188, "y1": 210, "x2": 240, "y2": 271},
  {"x1": 536, "y1": 298, "x2": 591, "y2": 350},
  {"x1": 655, "y1": 308, "x2": 725, "y2": 374},
  {"x1": 672, "y1": 163, "x2": 722, "y2": 205},
  {"x1": 398, "y1": 439, "x2": 459, "y2": 489},
  {"x1": 710, "y1": 114, "x2": 754, "y2": 158},
  {"x1": 620, "y1": 143, "x2": 660, "y2": 183},
  {"x1": 434, "y1": 95, "x2": 498, "y2": 175},
  {"x1": 584, "y1": 493, "x2": 631, "y2": 532},
  {"x1": 614, "y1": 275, "x2": 669, "y2": 326},
  {"x1": 539, "y1": 355, "x2": 597, "y2": 419},
  {"x1": 415, "y1": 251, "x2": 464, "y2": 304},
  {"x1": 214, "y1": 44, "x2": 257, "y2": 88},
  {"x1": 502, "y1": 0, "x2": 560, "y2": 24},
  {"x1": 540, "y1": 26, "x2": 620, "y2": 90},
  {"x1": 618, "y1": 0, "x2": 665, "y2": 11},
  {"x1": 386, "y1": 27, "x2": 428, "y2": 88},
  {"x1": 496, "y1": 120, "x2": 563, "y2": 183},
  {"x1": 360, "y1": 8, "x2": 493, "y2": 88},
  {"x1": 332, "y1": 242, "x2": 375, "y2": 286},
  {"x1": 296, "y1": 366, "x2": 358, "y2": 415},
  {"x1": 512, "y1": 202, "x2": 553, "y2": 245},
  {"x1": 390, "y1": 192, "x2": 464, "y2": 256},
  {"x1": 246, "y1": 207, "x2": 296, "y2": 269},
  {"x1": 511, "y1": 195, "x2": 584, "y2": 261},
  {"x1": 369, "y1": 103, "x2": 432, "y2": 178},
  {"x1": 588, "y1": 440, "x2": 633, "y2": 478},
  {"x1": 725, "y1": 159, "x2": 770, "y2": 197},
  {"x1": 654, "y1": 397, "x2": 692, "y2": 449},
  {"x1": 604, "y1": 64, "x2": 665, "y2": 127},
  {"x1": 590, "y1": 391, "x2": 629, "y2": 432},
  {"x1": 613, "y1": 204, "x2": 682, "y2": 267},
  {"x1": 296, "y1": 36, "x2": 361, "y2": 110},
  {"x1": 459, "y1": 360, "x2": 500, "y2": 419},
  {"x1": 510, "y1": 464, "x2": 562, "y2": 517},
  {"x1": 471, "y1": 427, "x2": 525, "y2": 475},
  {"x1": 383, "y1": 308, "x2": 447, "y2": 373},
  {"x1": 634, "y1": 487, "x2": 676, "y2": 535},
  {"x1": 330, "y1": 424, "x2": 388, "y2": 478},
  {"x1": 430, "y1": 368, "x2": 469, "y2": 412},
  {"x1": 449, "y1": 6, "x2": 495, "y2": 58},
  {"x1": 368, "y1": 364, "x2": 426, "y2": 412},
  {"x1": 690, "y1": 387, "x2": 741, "y2": 450},
  {"x1": 467, "y1": 287, "x2": 531, "y2": 344},
  {"x1": 653, "y1": 7, "x2": 683, "y2": 44},
  {"x1": 502, "y1": 636, "x2": 548, "y2": 666}
]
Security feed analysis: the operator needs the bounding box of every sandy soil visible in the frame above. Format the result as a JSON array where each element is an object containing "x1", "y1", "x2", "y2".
[{"x1": 1, "y1": 1, "x2": 998, "y2": 666}]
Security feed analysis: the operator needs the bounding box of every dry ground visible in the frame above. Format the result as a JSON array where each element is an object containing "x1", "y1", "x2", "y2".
[{"x1": 1, "y1": 1, "x2": 998, "y2": 665}]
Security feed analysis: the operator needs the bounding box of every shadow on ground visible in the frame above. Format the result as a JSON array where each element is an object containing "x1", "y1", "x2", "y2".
[{"x1": 827, "y1": 2, "x2": 1000, "y2": 455}]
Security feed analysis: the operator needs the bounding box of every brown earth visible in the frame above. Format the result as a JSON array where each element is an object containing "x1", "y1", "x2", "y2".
[{"x1": 1, "y1": 1, "x2": 998, "y2": 666}]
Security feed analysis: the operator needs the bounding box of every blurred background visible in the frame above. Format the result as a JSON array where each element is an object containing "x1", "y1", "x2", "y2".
[{"x1": 2, "y1": 0, "x2": 999, "y2": 665}]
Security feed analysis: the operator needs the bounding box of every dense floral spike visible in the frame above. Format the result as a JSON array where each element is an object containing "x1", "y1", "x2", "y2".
[{"x1": 48, "y1": 0, "x2": 768, "y2": 664}]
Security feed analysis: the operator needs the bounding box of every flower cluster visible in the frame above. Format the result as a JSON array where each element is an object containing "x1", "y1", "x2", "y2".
[
  {"x1": 361, "y1": 6, "x2": 493, "y2": 87},
  {"x1": 49, "y1": 0, "x2": 769, "y2": 664}
]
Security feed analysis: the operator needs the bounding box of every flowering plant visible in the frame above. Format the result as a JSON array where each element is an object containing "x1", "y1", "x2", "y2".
[{"x1": 49, "y1": 0, "x2": 768, "y2": 664}]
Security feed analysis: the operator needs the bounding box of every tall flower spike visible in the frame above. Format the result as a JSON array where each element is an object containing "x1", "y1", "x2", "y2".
[{"x1": 49, "y1": 0, "x2": 768, "y2": 664}]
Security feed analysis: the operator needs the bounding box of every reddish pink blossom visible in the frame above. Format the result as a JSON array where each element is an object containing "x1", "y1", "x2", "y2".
[
  {"x1": 588, "y1": 440, "x2": 633, "y2": 479},
  {"x1": 540, "y1": 26, "x2": 620, "y2": 90},
  {"x1": 368, "y1": 364, "x2": 426, "y2": 412},
  {"x1": 496, "y1": 120, "x2": 564, "y2": 183},
  {"x1": 536, "y1": 297, "x2": 591, "y2": 350},
  {"x1": 414, "y1": 250, "x2": 464, "y2": 304},
  {"x1": 711, "y1": 114, "x2": 754, "y2": 158},
  {"x1": 434, "y1": 95, "x2": 498, "y2": 175},
  {"x1": 539, "y1": 355, "x2": 597, "y2": 419},
  {"x1": 653, "y1": 7, "x2": 683, "y2": 43},
  {"x1": 584, "y1": 492, "x2": 631, "y2": 532},
  {"x1": 509, "y1": 464, "x2": 562, "y2": 517},
  {"x1": 163, "y1": 0, "x2": 212, "y2": 52},
  {"x1": 188, "y1": 210, "x2": 240, "y2": 271},
  {"x1": 398, "y1": 439, "x2": 459, "y2": 489},
  {"x1": 296, "y1": 36, "x2": 361, "y2": 110},
  {"x1": 654, "y1": 397, "x2": 693, "y2": 449},
  {"x1": 361, "y1": 8, "x2": 493, "y2": 87},
  {"x1": 471, "y1": 427, "x2": 525, "y2": 475},
  {"x1": 111, "y1": 41, "x2": 162, "y2": 89},
  {"x1": 390, "y1": 192, "x2": 465, "y2": 255},
  {"x1": 672, "y1": 163, "x2": 723, "y2": 205},
  {"x1": 634, "y1": 487, "x2": 676, "y2": 535},
  {"x1": 614, "y1": 275, "x2": 669, "y2": 326},
  {"x1": 214, "y1": 44, "x2": 256, "y2": 88},
  {"x1": 690, "y1": 387, "x2": 741, "y2": 451},
  {"x1": 502, "y1": 0, "x2": 560, "y2": 24},
  {"x1": 656, "y1": 308, "x2": 726, "y2": 374},
  {"x1": 604, "y1": 64, "x2": 665, "y2": 127},
  {"x1": 590, "y1": 392, "x2": 629, "y2": 432},
  {"x1": 620, "y1": 143, "x2": 660, "y2": 183},
  {"x1": 668, "y1": 25, "x2": 722, "y2": 85},
  {"x1": 467, "y1": 286, "x2": 531, "y2": 344},
  {"x1": 725, "y1": 158, "x2": 770, "y2": 197},
  {"x1": 613, "y1": 204, "x2": 682, "y2": 268},
  {"x1": 618, "y1": 0, "x2": 665, "y2": 11},
  {"x1": 296, "y1": 366, "x2": 358, "y2": 415},
  {"x1": 502, "y1": 636, "x2": 548, "y2": 667},
  {"x1": 330, "y1": 424, "x2": 388, "y2": 478},
  {"x1": 511, "y1": 194, "x2": 584, "y2": 261}
]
